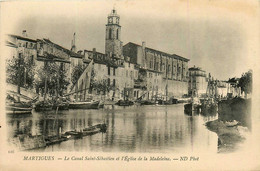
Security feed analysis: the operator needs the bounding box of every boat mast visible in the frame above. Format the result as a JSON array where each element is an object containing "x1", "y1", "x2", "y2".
[
  {"x1": 166, "y1": 59, "x2": 168, "y2": 102},
  {"x1": 17, "y1": 53, "x2": 22, "y2": 102}
]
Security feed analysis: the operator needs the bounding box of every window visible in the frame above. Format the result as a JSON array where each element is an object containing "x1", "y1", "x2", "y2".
[
  {"x1": 109, "y1": 28, "x2": 112, "y2": 39},
  {"x1": 30, "y1": 55, "x2": 34, "y2": 65},
  {"x1": 126, "y1": 70, "x2": 128, "y2": 77},
  {"x1": 134, "y1": 91, "x2": 136, "y2": 97},
  {"x1": 116, "y1": 29, "x2": 119, "y2": 39},
  {"x1": 162, "y1": 63, "x2": 165, "y2": 71},
  {"x1": 130, "y1": 71, "x2": 133, "y2": 78},
  {"x1": 113, "y1": 79, "x2": 116, "y2": 86},
  {"x1": 113, "y1": 67, "x2": 116, "y2": 76},
  {"x1": 25, "y1": 42, "x2": 28, "y2": 48},
  {"x1": 108, "y1": 66, "x2": 110, "y2": 75},
  {"x1": 107, "y1": 78, "x2": 110, "y2": 86}
]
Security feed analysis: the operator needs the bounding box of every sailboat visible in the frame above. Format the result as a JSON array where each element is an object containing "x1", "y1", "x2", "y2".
[
  {"x1": 6, "y1": 91, "x2": 33, "y2": 114},
  {"x1": 67, "y1": 60, "x2": 101, "y2": 109}
]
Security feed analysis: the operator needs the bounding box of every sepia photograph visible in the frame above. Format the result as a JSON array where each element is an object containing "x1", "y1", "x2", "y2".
[{"x1": 0, "y1": 0, "x2": 259, "y2": 170}]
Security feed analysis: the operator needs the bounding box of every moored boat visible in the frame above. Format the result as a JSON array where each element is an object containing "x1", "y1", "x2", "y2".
[
  {"x1": 115, "y1": 100, "x2": 134, "y2": 106},
  {"x1": 138, "y1": 100, "x2": 156, "y2": 105},
  {"x1": 6, "y1": 102, "x2": 32, "y2": 114},
  {"x1": 34, "y1": 100, "x2": 53, "y2": 112},
  {"x1": 69, "y1": 100, "x2": 100, "y2": 109},
  {"x1": 53, "y1": 102, "x2": 69, "y2": 110}
]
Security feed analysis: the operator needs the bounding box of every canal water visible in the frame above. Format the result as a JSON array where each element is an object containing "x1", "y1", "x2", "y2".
[{"x1": 6, "y1": 104, "x2": 218, "y2": 153}]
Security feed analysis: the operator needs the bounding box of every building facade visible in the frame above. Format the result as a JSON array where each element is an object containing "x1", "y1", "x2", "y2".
[
  {"x1": 123, "y1": 42, "x2": 189, "y2": 99},
  {"x1": 188, "y1": 66, "x2": 207, "y2": 97},
  {"x1": 6, "y1": 8, "x2": 191, "y2": 101}
]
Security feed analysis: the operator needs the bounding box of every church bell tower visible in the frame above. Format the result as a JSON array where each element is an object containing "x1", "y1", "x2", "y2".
[{"x1": 105, "y1": 8, "x2": 123, "y2": 58}]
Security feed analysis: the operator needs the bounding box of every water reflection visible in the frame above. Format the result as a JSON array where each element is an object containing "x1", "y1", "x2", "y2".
[{"x1": 7, "y1": 104, "x2": 218, "y2": 153}]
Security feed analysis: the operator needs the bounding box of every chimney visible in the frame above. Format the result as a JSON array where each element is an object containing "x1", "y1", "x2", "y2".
[
  {"x1": 71, "y1": 33, "x2": 76, "y2": 52},
  {"x1": 142, "y1": 41, "x2": 146, "y2": 50},
  {"x1": 93, "y1": 48, "x2": 96, "y2": 53},
  {"x1": 22, "y1": 30, "x2": 27, "y2": 37}
]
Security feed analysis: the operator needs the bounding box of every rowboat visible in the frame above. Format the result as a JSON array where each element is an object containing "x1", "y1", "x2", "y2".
[{"x1": 69, "y1": 100, "x2": 100, "y2": 109}]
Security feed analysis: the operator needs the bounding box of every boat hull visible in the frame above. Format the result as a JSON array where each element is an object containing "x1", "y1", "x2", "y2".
[
  {"x1": 116, "y1": 100, "x2": 134, "y2": 106},
  {"x1": 35, "y1": 106, "x2": 53, "y2": 112},
  {"x1": 53, "y1": 103, "x2": 69, "y2": 110},
  {"x1": 6, "y1": 104, "x2": 32, "y2": 114},
  {"x1": 69, "y1": 101, "x2": 100, "y2": 109},
  {"x1": 184, "y1": 103, "x2": 200, "y2": 115}
]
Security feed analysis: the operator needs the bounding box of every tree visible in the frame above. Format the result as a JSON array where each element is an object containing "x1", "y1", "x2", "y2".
[
  {"x1": 238, "y1": 70, "x2": 252, "y2": 98},
  {"x1": 6, "y1": 55, "x2": 36, "y2": 89},
  {"x1": 34, "y1": 62, "x2": 70, "y2": 97}
]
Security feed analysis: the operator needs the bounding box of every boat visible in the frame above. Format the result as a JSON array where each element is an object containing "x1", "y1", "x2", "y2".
[
  {"x1": 64, "y1": 131, "x2": 83, "y2": 139},
  {"x1": 34, "y1": 100, "x2": 53, "y2": 112},
  {"x1": 138, "y1": 100, "x2": 157, "y2": 105},
  {"x1": 53, "y1": 102, "x2": 69, "y2": 110},
  {"x1": 184, "y1": 97, "x2": 201, "y2": 116},
  {"x1": 82, "y1": 123, "x2": 107, "y2": 135},
  {"x1": 6, "y1": 92, "x2": 33, "y2": 114},
  {"x1": 115, "y1": 99, "x2": 134, "y2": 106},
  {"x1": 45, "y1": 135, "x2": 68, "y2": 146},
  {"x1": 6, "y1": 102, "x2": 32, "y2": 114},
  {"x1": 64, "y1": 123, "x2": 107, "y2": 138},
  {"x1": 158, "y1": 97, "x2": 178, "y2": 105},
  {"x1": 184, "y1": 103, "x2": 201, "y2": 115},
  {"x1": 52, "y1": 97, "x2": 70, "y2": 110},
  {"x1": 69, "y1": 100, "x2": 100, "y2": 109},
  {"x1": 177, "y1": 97, "x2": 192, "y2": 103}
]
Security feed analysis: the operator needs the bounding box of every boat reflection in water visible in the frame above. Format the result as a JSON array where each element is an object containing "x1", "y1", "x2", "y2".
[{"x1": 6, "y1": 104, "x2": 218, "y2": 153}]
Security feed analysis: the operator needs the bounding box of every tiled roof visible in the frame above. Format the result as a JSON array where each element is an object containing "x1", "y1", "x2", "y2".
[
  {"x1": 8, "y1": 34, "x2": 37, "y2": 42},
  {"x1": 124, "y1": 42, "x2": 190, "y2": 61}
]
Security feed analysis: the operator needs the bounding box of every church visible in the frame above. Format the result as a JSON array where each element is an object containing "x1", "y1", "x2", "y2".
[{"x1": 72, "y1": 8, "x2": 190, "y2": 101}]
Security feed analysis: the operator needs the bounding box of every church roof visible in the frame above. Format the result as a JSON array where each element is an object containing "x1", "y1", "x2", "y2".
[{"x1": 124, "y1": 42, "x2": 190, "y2": 62}]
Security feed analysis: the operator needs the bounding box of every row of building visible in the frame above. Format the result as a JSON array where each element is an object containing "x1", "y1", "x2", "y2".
[{"x1": 5, "y1": 9, "x2": 240, "y2": 102}]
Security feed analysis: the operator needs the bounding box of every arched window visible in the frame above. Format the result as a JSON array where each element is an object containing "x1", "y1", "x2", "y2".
[
  {"x1": 116, "y1": 29, "x2": 119, "y2": 39},
  {"x1": 109, "y1": 28, "x2": 112, "y2": 39}
]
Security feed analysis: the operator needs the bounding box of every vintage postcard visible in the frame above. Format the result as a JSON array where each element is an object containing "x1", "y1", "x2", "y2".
[{"x1": 0, "y1": 0, "x2": 259, "y2": 170}]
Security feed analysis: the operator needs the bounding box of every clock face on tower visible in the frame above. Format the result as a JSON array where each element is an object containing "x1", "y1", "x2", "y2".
[{"x1": 116, "y1": 18, "x2": 119, "y2": 24}]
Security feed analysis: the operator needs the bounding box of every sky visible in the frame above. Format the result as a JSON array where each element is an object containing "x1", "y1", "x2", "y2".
[{"x1": 1, "y1": 0, "x2": 259, "y2": 80}]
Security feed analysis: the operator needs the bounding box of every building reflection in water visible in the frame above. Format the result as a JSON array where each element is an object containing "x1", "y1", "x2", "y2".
[{"x1": 6, "y1": 104, "x2": 218, "y2": 153}]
